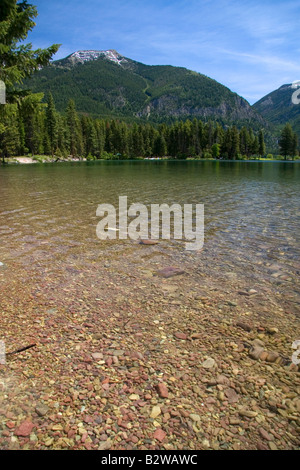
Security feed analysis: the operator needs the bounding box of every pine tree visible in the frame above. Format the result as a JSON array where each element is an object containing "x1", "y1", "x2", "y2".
[
  {"x1": 279, "y1": 123, "x2": 296, "y2": 159},
  {"x1": 239, "y1": 127, "x2": 251, "y2": 157},
  {"x1": 153, "y1": 133, "x2": 167, "y2": 157},
  {"x1": 66, "y1": 99, "x2": 83, "y2": 157},
  {"x1": 0, "y1": 1, "x2": 59, "y2": 100},
  {"x1": 45, "y1": 92, "x2": 58, "y2": 157},
  {"x1": 20, "y1": 92, "x2": 45, "y2": 156},
  {"x1": 251, "y1": 135, "x2": 259, "y2": 156},
  {"x1": 291, "y1": 133, "x2": 298, "y2": 159},
  {"x1": 129, "y1": 123, "x2": 144, "y2": 157},
  {"x1": 0, "y1": 0, "x2": 59, "y2": 162},
  {"x1": 0, "y1": 103, "x2": 20, "y2": 157},
  {"x1": 95, "y1": 119, "x2": 106, "y2": 157},
  {"x1": 258, "y1": 130, "x2": 266, "y2": 157},
  {"x1": 192, "y1": 118, "x2": 201, "y2": 155},
  {"x1": 230, "y1": 126, "x2": 240, "y2": 159},
  {"x1": 56, "y1": 113, "x2": 68, "y2": 158},
  {"x1": 211, "y1": 143, "x2": 220, "y2": 159}
]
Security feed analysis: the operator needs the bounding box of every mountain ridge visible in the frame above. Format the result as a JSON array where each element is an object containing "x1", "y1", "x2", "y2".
[
  {"x1": 253, "y1": 82, "x2": 300, "y2": 137},
  {"x1": 24, "y1": 49, "x2": 269, "y2": 130}
]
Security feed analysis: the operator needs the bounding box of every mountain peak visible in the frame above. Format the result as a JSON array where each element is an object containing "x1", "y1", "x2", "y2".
[{"x1": 68, "y1": 49, "x2": 127, "y2": 66}]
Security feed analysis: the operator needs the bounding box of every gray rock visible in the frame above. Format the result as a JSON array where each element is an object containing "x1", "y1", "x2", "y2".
[
  {"x1": 252, "y1": 338, "x2": 265, "y2": 348},
  {"x1": 157, "y1": 266, "x2": 185, "y2": 278},
  {"x1": 249, "y1": 346, "x2": 264, "y2": 360},
  {"x1": 202, "y1": 358, "x2": 216, "y2": 369},
  {"x1": 35, "y1": 403, "x2": 50, "y2": 417},
  {"x1": 98, "y1": 439, "x2": 112, "y2": 450}
]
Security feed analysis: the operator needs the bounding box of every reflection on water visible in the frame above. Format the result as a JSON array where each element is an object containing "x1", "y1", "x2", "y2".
[{"x1": 0, "y1": 160, "x2": 299, "y2": 315}]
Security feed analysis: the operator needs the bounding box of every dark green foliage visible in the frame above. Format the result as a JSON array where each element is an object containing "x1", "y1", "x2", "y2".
[
  {"x1": 253, "y1": 84, "x2": 300, "y2": 140},
  {"x1": 22, "y1": 51, "x2": 268, "y2": 131},
  {"x1": 279, "y1": 123, "x2": 298, "y2": 159},
  {"x1": 258, "y1": 130, "x2": 266, "y2": 157},
  {"x1": 0, "y1": 0, "x2": 60, "y2": 101},
  {"x1": 45, "y1": 92, "x2": 58, "y2": 156},
  {"x1": 0, "y1": 0, "x2": 59, "y2": 161},
  {"x1": 0, "y1": 94, "x2": 282, "y2": 160}
]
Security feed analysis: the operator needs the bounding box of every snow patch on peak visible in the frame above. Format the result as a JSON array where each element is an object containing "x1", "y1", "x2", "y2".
[{"x1": 69, "y1": 50, "x2": 127, "y2": 66}]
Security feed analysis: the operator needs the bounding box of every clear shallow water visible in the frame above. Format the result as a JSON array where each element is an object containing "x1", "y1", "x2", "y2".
[{"x1": 0, "y1": 160, "x2": 299, "y2": 315}]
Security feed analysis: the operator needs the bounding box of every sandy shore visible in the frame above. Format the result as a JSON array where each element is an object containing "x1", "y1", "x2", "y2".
[
  {"x1": 14, "y1": 157, "x2": 36, "y2": 164},
  {"x1": 8, "y1": 157, "x2": 86, "y2": 164}
]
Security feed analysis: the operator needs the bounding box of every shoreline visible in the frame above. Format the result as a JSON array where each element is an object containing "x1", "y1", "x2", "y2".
[
  {"x1": 2, "y1": 156, "x2": 300, "y2": 165},
  {"x1": 8, "y1": 156, "x2": 88, "y2": 164}
]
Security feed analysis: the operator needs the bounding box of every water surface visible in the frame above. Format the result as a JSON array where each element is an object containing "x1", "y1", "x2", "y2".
[{"x1": 0, "y1": 160, "x2": 299, "y2": 316}]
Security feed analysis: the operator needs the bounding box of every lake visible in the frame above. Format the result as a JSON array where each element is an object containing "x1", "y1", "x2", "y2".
[
  {"x1": 0, "y1": 160, "x2": 300, "y2": 450},
  {"x1": 0, "y1": 160, "x2": 299, "y2": 313}
]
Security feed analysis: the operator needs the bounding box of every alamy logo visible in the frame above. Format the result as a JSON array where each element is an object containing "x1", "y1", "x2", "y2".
[
  {"x1": 292, "y1": 340, "x2": 300, "y2": 365},
  {"x1": 0, "y1": 80, "x2": 6, "y2": 104},
  {"x1": 0, "y1": 341, "x2": 5, "y2": 364},
  {"x1": 96, "y1": 196, "x2": 204, "y2": 251},
  {"x1": 291, "y1": 80, "x2": 300, "y2": 105}
]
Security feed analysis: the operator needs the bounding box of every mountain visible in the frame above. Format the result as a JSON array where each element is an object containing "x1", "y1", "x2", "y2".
[
  {"x1": 23, "y1": 49, "x2": 268, "y2": 129},
  {"x1": 253, "y1": 83, "x2": 300, "y2": 137}
]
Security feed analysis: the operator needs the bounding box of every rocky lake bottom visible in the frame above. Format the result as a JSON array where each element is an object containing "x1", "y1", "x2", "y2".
[{"x1": 0, "y1": 233, "x2": 299, "y2": 450}]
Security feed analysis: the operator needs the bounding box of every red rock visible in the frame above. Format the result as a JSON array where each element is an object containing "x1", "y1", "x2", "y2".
[
  {"x1": 225, "y1": 388, "x2": 239, "y2": 404},
  {"x1": 206, "y1": 397, "x2": 216, "y2": 404},
  {"x1": 216, "y1": 374, "x2": 230, "y2": 386},
  {"x1": 259, "y1": 427, "x2": 273, "y2": 441},
  {"x1": 91, "y1": 352, "x2": 103, "y2": 361},
  {"x1": 6, "y1": 421, "x2": 15, "y2": 429},
  {"x1": 153, "y1": 428, "x2": 166, "y2": 442},
  {"x1": 14, "y1": 420, "x2": 35, "y2": 437},
  {"x1": 157, "y1": 267, "x2": 185, "y2": 278},
  {"x1": 257, "y1": 442, "x2": 268, "y2": 450},
  {"x1": 157, "y1": 383, "x2": 169, "y2": 398},
  {"x1": 190, "y1": 333, "x2": 202, "y2": 339},
  {"x1": 266, "y1": 352, "x2": 279, "y2": 363},
  {"x1": 140, "y1": 239, "x2": 159, "y2": 245},
  {"x1": 174, "y1": 332, "x2": 187, "y2": 340},
  {"x1": 83, "y1": 415, "x2": 93, "y2": 424},
  {"x1": 236, "y1": 321, "x2": 252, "y2": 332},
  {"x1": 259, "y1": 351, "x2": 269, "y2": 361}
]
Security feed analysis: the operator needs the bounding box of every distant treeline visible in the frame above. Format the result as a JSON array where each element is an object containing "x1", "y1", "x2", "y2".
[{"x1": 0, "y1": 93, "x2": 297, "y2": 160}]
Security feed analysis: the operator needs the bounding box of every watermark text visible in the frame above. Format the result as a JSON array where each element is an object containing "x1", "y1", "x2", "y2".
[
  {"x1": 0, "y1": 80, "x2": 6, "y2": 104},
  {"x1": 292, "y1": 340, "x2": 300, "y2": 365},
  {"x1": 96, "y1": 196, "x2": 204, "y2": 251},
  {"x1": 291, "y1": 80, "x2": 300, "y2": 105}
]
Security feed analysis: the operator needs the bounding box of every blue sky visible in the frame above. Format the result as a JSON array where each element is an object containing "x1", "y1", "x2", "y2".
[{"x1": 25, "y1": 0, "x2": 300, "y2": 104}]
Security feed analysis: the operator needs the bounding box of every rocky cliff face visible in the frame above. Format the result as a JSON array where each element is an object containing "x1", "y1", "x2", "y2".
[{"x1": 137, "y1": 93, "x2": 265, "y2": 124}]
